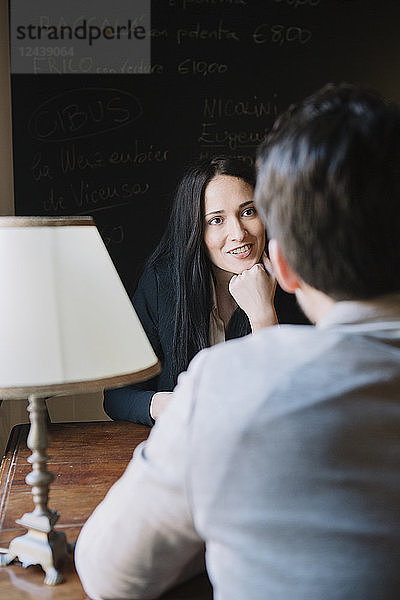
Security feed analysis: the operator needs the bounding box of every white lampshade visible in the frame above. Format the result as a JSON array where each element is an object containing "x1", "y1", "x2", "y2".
[{"x1": 0, "y1": 216, "x2": 160, "y2": 398}]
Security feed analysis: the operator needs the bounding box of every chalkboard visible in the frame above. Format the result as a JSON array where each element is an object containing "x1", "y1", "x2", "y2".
[{"x1": 10, "y1": 0, "x2": 400, "y2": 323}]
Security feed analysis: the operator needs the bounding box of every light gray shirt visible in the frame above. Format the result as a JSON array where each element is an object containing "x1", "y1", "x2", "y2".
[{"x1": 75, "y1": 294, "x2": 400, "y2": 600}]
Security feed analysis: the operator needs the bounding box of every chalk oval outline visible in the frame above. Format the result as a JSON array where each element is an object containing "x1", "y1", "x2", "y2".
[{"x1": 28, "y1": 87, "x2": 143, "y2": 142}]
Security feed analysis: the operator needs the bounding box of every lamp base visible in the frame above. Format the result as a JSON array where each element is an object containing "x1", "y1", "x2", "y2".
[
  {"x1": 0, "y1": 395, "x2": 72, "y2": 584},
  {"x1": 0, "y1": 510, "x2": 70, "y2": 585}
]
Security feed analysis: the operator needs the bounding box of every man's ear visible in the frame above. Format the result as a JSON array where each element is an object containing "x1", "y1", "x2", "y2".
[{"x1": 268, "y1": 239, "x2": 300, "y2": 294}]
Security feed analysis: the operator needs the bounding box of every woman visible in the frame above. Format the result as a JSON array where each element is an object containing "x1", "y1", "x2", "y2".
[{"x1": 104, "y1": 156, "x2": 276, "y2": 425}]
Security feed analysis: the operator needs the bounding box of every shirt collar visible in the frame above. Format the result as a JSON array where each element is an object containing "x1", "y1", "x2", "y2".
[{"x1": 317, "y1": 292, "x2": 400, "y2": 329}]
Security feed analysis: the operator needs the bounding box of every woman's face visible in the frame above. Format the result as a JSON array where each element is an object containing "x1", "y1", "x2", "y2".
[{"x1": 203, "y1": 175, "x2": 266, "y2": 275}]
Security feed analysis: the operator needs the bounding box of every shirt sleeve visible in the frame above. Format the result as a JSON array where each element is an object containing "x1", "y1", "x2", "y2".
[
  {"x1": 75, "y1": 353, "x2": 207, "y2": 600},
  {"x1": 103, "y1": 265, "x2": 163, "y2": 426}
]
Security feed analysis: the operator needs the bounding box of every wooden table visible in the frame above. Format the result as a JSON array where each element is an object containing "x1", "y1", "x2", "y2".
[{"x1": 0, "y1": 421, "x2": 212, "y2": 599}]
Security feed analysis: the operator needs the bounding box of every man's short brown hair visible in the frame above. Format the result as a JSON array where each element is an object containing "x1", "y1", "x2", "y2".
[{"x1": 256, "y1": 83, "x2": 400, "y2": 300}]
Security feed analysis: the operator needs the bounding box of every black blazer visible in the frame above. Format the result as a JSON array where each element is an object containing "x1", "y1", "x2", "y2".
[{"x1": 103, "y1": 256, "x2": 250, "y2": 426}]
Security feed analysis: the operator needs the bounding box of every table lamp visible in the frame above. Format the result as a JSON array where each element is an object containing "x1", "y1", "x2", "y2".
[{"x1": 0, "y1": 216, "x2": 160, "y2": 585}]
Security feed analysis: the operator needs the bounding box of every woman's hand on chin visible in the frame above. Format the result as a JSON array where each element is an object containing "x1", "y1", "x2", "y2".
[{"x1": 228, "y1": 253, "x2": 277, "y2": 332}]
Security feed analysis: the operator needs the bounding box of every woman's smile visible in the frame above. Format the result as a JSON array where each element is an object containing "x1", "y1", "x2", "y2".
[{"x1": 226, "y1": 243, "x2": 254, "y2": 257}]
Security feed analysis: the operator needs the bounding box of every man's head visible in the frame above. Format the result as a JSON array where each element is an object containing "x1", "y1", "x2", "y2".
[{"x1": 255, "y1": 83, "x2": 400, "y2": 301}]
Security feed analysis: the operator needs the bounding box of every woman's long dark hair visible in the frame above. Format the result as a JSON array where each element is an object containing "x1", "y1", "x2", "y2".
[{"x1": 149, "y1": 156, "x2": 256, "y2": 385}]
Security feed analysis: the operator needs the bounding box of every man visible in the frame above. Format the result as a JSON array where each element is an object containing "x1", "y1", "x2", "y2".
[{"x1": 75, "y1": 84, "x2": 400, "y2": 599}]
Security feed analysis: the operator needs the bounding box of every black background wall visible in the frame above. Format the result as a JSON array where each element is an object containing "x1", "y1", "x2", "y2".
[{"x1": 11, "y1": 0, "x2": 400, "y2": 321}]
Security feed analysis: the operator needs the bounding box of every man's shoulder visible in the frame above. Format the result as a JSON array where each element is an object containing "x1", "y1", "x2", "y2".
[
  {"x1": 180, "y1": 321, "x2": 400, "y2": 460},
  {"x1": 188, "y1": 321, "x2": 400, "y2": 416},
  {"x1": 201, "y1": 323, "x2": 320, "y2": 366},
  {"x1": 187, "y1": 324, "x2": 322, "y2": 402}
]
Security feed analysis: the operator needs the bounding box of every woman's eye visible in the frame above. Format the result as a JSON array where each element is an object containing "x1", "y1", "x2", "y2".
[
  {"x1": 242, "y1": 207, "x2": 257, "y2": 217},
  {"x1": 209, "y1": 216, "x2": 223, "y2": 225}
]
